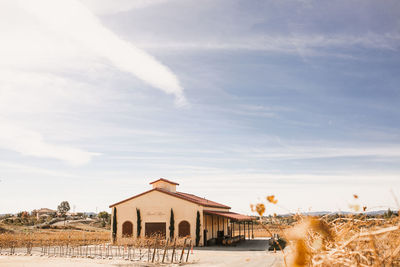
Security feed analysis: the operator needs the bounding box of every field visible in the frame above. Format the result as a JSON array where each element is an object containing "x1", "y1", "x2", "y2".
[
  {"x1": 2, "y1": 214, "x2": 400, "y2": 266},
  {"x1": 0, "y1": 221, "x2": 197, "y2": 265},
  {"x1": 255, "y1": 214, "x2": 400, "y2": 266}
]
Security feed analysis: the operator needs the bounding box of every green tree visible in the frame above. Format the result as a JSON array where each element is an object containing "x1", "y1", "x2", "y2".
[
  {"x1": 385, "y1": 208, "x2": 394, "y2": 218},
  {"x1": 112, "y1": 207, "x2": 117, "y2": 242},
  {"x1": 136, "y1": 208, "x2": 142, "y2": 237},
  {"x1": 196, "y1": 211, "x2": 201, "y2": 246},
  {"x1": 17, "y1": 211, "x2": 29, "y2": 220},
  {"x1": 169, "y1": 208, "x2": 175, "y2": 238},
  {"x1": 57, "y1": 201, "x2": 70, "y2": 225},
  {"x1": 98, "y1": 211, "x2": 109, "y2": 227}
]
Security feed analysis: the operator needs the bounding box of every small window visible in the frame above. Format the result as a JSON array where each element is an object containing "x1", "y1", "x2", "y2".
[{"x1": 122, "y1": 221, "x2": 133, "y2": 237}]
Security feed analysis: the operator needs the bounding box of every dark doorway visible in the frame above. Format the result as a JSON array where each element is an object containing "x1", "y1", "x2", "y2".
[
  {"x1": 178, "y1": 221, "x2": 190, "y2": 237},
  {"x1": 145, "y1": 222, "x2": 166, "y2": 237}
]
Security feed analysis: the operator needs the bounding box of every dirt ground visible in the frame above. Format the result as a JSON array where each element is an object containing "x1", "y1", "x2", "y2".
[
  {"x1": 0, "y1": 239, "x2": 284, "y2": 267},
  {"x1": 0, "y1": 252, "x2": 283, "y2": 267}
]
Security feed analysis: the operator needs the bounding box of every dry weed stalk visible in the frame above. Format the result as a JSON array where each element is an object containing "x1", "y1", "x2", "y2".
[
  {"x1": 252, "y1": 195, "x2": 400, "y2": 266},
  {"x1": 282, "y1": 215, "x2": 400, "y2": 266}
]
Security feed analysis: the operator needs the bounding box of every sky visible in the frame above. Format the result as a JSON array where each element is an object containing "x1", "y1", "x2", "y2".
[{"x1": 0, "y1": 0, "x2": 400, "y2": 215}]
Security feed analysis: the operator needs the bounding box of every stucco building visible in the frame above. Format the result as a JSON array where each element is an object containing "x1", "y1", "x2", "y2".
[
  {"x1": 109, "y1": 178, "x2": 254, "y2": 246},
  {"x1": 33, "y1": 208, "x2": 56, "y2": 220}
]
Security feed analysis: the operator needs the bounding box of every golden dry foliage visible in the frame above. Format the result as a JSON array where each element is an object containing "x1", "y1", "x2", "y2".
[
  {"x1": 251, "y1": 203, "x2": 266, "y2": 216},
  {"x1": 286, "y1": 216, "x2": 400, "y2": 266},
  {"x1": 0, "y1": 231, "x2": 109, "y2": 247},
  {"x1": 267, "y1": 195, "x2": 278, "y2": 204},
  {"x1": 252, "y1": 194, "x2": 400, "y2": 267}
]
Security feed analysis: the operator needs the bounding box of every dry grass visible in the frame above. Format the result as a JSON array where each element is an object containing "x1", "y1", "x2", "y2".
[
  {"x1": 252, "y1": 195, "x2": 400, "y2": 266},
  {"x1": 284, "y1": 215, "x2": 400, "y2": 266},
  {"x1": 0, "y1": 231, "x2": 110, "y2": 247}
]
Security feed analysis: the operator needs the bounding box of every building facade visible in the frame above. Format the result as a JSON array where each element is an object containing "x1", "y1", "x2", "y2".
[{"x1": 109, "y1": 178, "x2": 254, "y2": 246}]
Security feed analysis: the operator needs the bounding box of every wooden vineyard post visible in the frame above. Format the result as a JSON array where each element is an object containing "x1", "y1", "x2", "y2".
[
  {"x1": 162, "y1": 238, "x2": 169, "y2": 263},
  {"x1": 147, "y1": 242, "x2": 151, "y2": 262},
  {"x1": 151, "y1": 238, "x2": 157, "y2": 263},
  {"x1": 186, "y1": 239, "x2": 192, "y2": 262},
  {"x1": 180, "y1": 238, "x2": 187, "y2": 263},
  {"x1": 171, "y1": 238, "x2": 176, "y2": 263}
]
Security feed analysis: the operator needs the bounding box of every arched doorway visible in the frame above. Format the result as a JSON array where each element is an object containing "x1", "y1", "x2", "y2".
[
  {"x1": 178, "y1": 220, "x2": 190, "y2": 237},
  {"x1": 122, "y1": 221, "x2": 133, "y2": 237}
]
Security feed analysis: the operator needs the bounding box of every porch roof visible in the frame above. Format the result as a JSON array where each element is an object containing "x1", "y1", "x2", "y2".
[{"x1": 204, "y1": 210, "x2": 255, "y2": 222}]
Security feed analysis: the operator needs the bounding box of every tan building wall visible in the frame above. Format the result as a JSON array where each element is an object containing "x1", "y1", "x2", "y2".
[{"x1": 112, "y1": 190, "x2": 207, "y2": 246}]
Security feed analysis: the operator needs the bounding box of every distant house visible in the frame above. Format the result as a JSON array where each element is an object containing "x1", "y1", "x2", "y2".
[
  {"x1": 33, "y1": 208, "x2": 56, "y2": 220},
  {"x1": 110, "y1": 178, "x2": 254, "y2": 246}
]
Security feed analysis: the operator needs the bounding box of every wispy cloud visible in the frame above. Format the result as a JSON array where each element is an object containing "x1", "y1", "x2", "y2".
[
  {"x1": 19, "y1": 0, "x2": 186, "y2": 106},
  {"x1": 0, "y1": 119, "x2": 98, "y2": 166},
  {"x1": 0, "y1": 70, "x2": 102, "y2": 165},
  {"x1": 80, "y1": 0, "x2": 170, "y2": 15},
  {"x1": 136, "y1": 33, "x2": 400, "y2": 57},
  {"x1": 0, "y1": 0, "x2": 186, "y2": 165},
  {"x1": 227, "y1": 144, "x2": 400, "y2": 161}
]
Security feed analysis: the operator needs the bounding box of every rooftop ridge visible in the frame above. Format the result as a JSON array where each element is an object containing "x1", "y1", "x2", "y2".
[
  {"x1": 149, "y1": 178, "x2": 179, "y2": 185},
  {"x1": 109, "y1": 187, "x2": 231, "y2": 209}
]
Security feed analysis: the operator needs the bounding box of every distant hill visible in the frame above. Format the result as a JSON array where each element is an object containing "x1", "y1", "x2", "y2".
[
  {"x1": 273, "y1": 210, "x2": 393, "y2": 217},
  {"x1": 84, "y1": 212, "x2": 97, "y2": 217}
]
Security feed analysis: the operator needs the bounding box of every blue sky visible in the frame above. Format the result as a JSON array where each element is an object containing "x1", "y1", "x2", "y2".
[{"x1": 0, "y1": 0, "x2": 399, "y2": 215}]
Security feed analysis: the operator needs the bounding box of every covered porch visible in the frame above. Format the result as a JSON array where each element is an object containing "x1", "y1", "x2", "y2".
[{"x1": 203, "y1": 210, "x2": 255, "y2": 246}]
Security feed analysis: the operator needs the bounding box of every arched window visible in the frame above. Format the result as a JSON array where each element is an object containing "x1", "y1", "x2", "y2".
[
  {"x1": 122, "y1": 221, "x2": 133, "y2": 237},
  {"x1": 178, "y1": 220, "x2": 190, "y2": 237}
]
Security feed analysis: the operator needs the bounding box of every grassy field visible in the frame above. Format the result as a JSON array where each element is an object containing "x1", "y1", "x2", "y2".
[{"x1": 2, "y1": 213, "x2": 400, "y2": 266}]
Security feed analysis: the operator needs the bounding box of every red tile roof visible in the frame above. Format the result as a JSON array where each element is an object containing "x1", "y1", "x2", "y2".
[
  {"x1": 174, "y1": 191, "x2": 231, "y2": 209},
  {"x1": 204, "y1": 210, "x2": 255, "y2": 221},
  {"x1": 149, "y1": 178, "x2": 179, "y2": 185},
  {"x1": 109, "y1": 188, "x2": 230, "y2": 209}
]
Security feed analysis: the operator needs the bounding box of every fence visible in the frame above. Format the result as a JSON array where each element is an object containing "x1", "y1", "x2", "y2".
[{"x1": 0, "y1": 237, "x2": 193, "y2": 264}]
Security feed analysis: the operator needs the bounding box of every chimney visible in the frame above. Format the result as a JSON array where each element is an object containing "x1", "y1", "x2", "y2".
[{"x1": 149, "y1": 178, "x2": 179, "y2": 193}]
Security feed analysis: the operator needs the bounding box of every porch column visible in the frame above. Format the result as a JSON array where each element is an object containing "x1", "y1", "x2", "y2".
[
  {"x1": 245, "y1": 222, "x2": 247, "y2": 240},
  {"x1": 246, "y1": 221, "x2": 249, "y2": 240},
  {"x1": 243, "y1": 222, "x2": 245, "y2": 239},
  {"x1": 239, "y1": 222, "x2": 241, "y2": 236},
  {"x1": 252, "y1": 221, "x2": 254, "y2": 239},
  {"x1": 211, "y1": 215, "x2": 214, "y2": 238},
  {"x1": 204, "y1": 214, "x2": 207, "y2": 245},
  {"x1": 245, "y1": 221, "x2": 247, "y2": 240}
]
